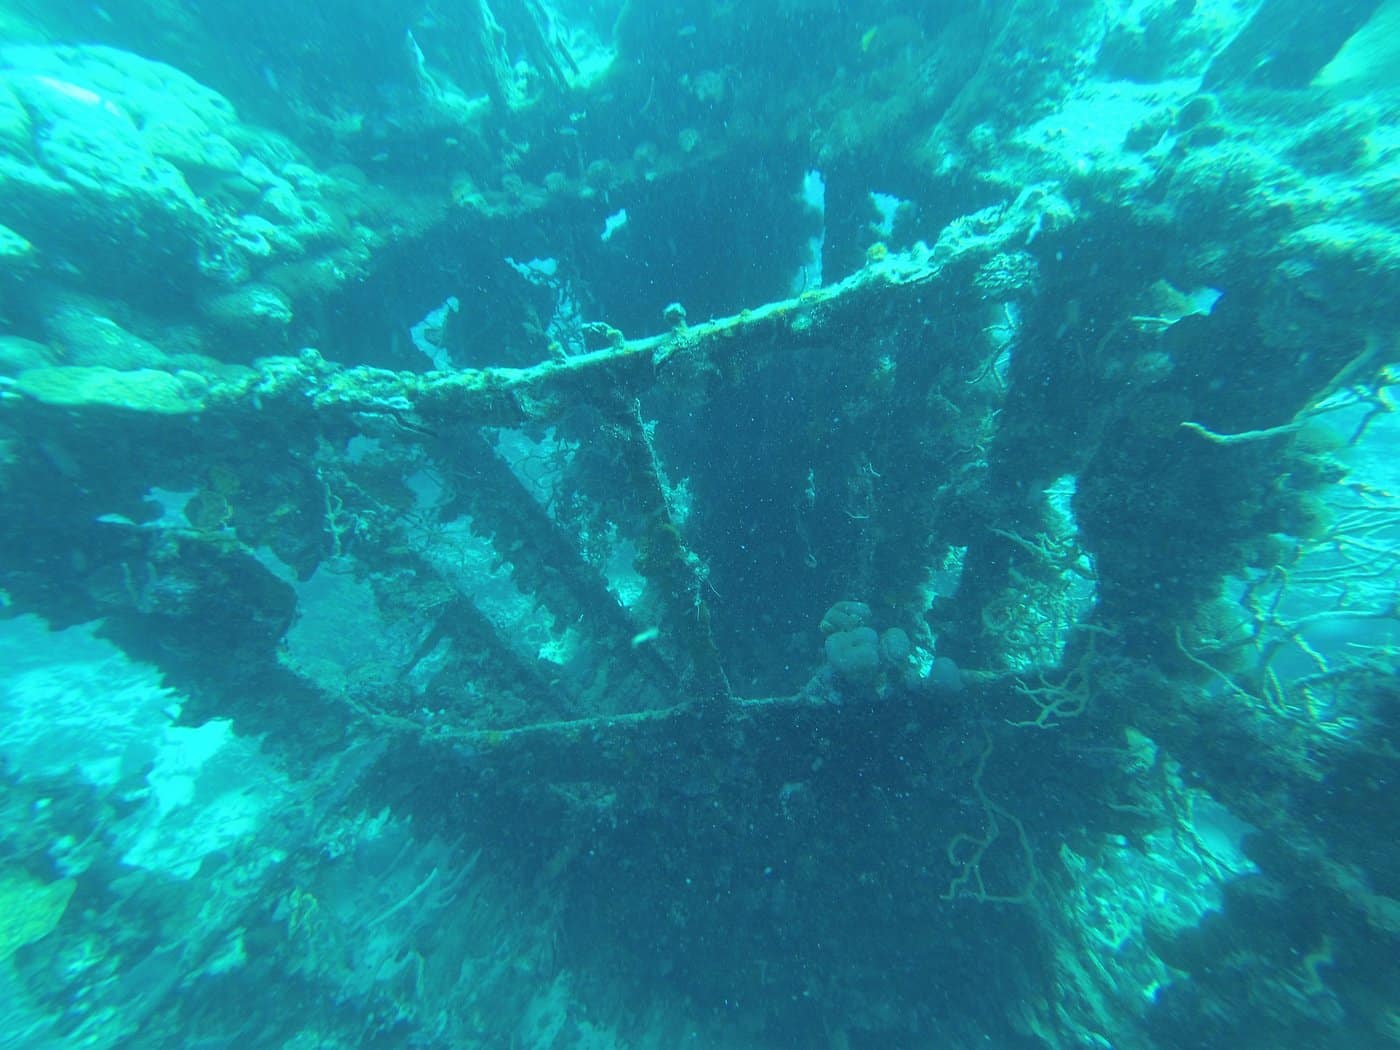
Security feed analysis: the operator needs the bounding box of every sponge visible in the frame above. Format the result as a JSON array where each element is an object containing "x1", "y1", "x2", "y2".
[{"x1": 825, "y1": 626, "x2": 881, "y2": 685}]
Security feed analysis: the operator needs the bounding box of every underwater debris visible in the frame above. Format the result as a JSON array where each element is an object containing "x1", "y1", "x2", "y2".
[{"x1": 0, "y1": 1, "x2": 1398, "y2": 1046}]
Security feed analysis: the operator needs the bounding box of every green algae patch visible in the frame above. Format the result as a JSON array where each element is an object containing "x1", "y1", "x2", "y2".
[
  {"x1": 13, "y1": 365, "x2": 207, "y2": 414},
  {"x1": 0, "y1": 868, "x2": 75, "y2": 962}
]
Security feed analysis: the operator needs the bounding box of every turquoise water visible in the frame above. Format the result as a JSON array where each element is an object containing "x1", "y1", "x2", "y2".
[{"x1": 1, "y1": 2, "x2": 1399, "y2": 1047}]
